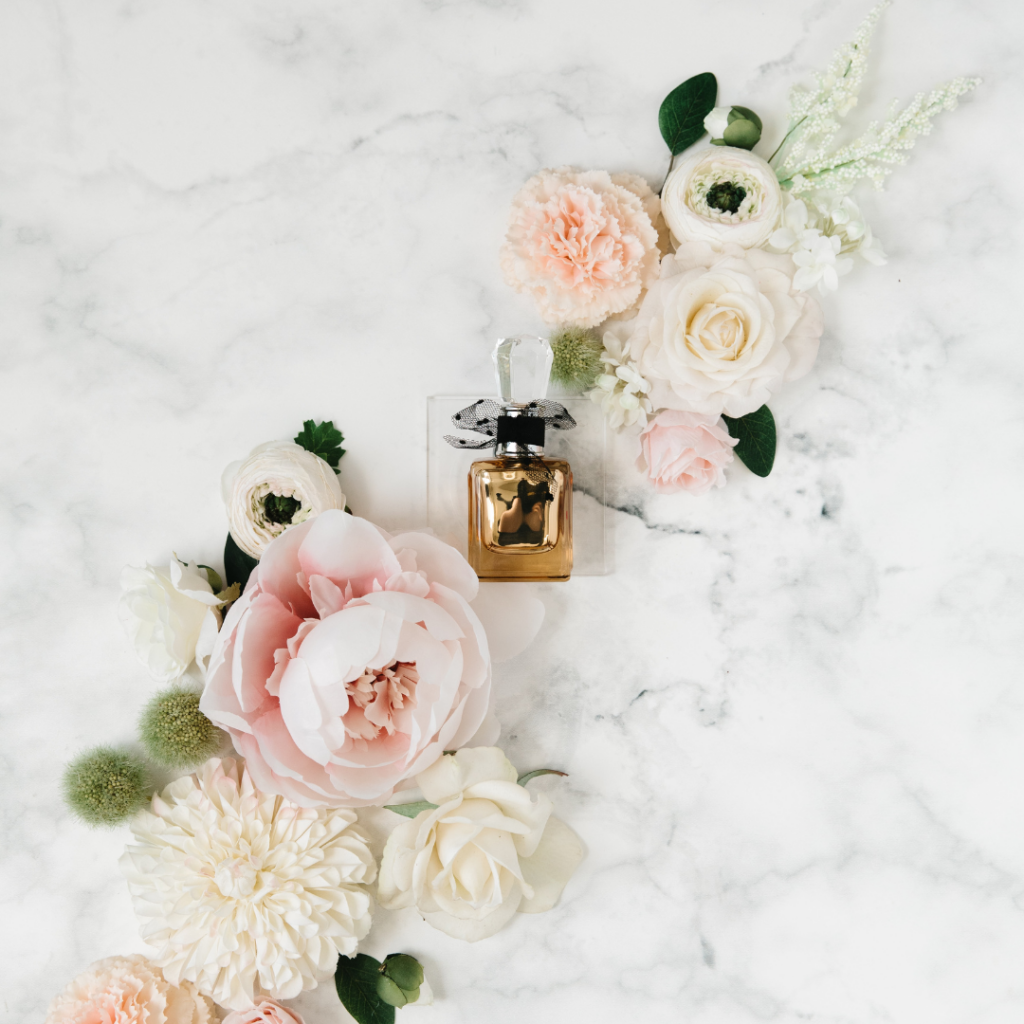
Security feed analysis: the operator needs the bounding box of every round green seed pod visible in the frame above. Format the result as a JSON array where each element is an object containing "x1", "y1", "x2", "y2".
[
  {"x1": 550, "y1": 326, "x2": 603, "y2": 393},
  {"x1": 723, "y1": 118, "x2": 761, "y2": 150},
  {"x1": 139, "y1": 686, "x2": 222, "y2": 769},
  {"x1": 62, "y1": 746, "x2": 150, "y2": 826}
]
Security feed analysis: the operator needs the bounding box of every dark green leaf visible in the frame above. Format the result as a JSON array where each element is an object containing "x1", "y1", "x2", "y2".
[
  {"x1": 517, "y1": 769, "x2": 568, "y2": 786},
  {"x1": 294, "y1": 419, "x2": 346, "y2": 469},
  {"x1": 658, "y1": 72, "x2": 718, "y2": 155},
  {"x1": 722, "y1": 405, "x2": 777, "y2": 477},
  {"x1": 729, "y1": 105, "x2": 763, "y2": 132},
  {"x1": 224, "y1": 533, "x2": 259, "y2": 591},
  {"x1": 722, "y1": 118, "x2": 761, "y2": 150},
  {"x1": 335, "y1": 954, "x2": 395, "y2": 1024},
  {"x1": 383, "y1": 800, "x2": 438, "y2": 818}
]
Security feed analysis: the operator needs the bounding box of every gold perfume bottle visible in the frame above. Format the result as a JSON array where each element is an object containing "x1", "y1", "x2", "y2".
[{"x1": 459, "y1": 336, "x2": 574, "y2": 582}]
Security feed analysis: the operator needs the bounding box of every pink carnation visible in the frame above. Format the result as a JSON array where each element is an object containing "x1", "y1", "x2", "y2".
[
  {"x1": 201, "y1": 510, "x2": 541, "y2": 807},
  {"x1": 221, "y1": 999, "x2": 305, "y2": 1024},
  {"x1": 638, "y1": 410, "x2": 738, "y2": 495},
  {"x1": 46, "y1": 955, "x2": 214, "y2": 1024},
  {"x1": 500, "y1": 167, "x2": 661, "y2": 327}
]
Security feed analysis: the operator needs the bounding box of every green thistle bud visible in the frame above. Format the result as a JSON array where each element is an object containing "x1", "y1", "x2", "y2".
[
  {"x1": 377, "y1": 953, "x2": 424, "y2": 1007},
  {"x1": 139, "y1": 686, "x2": 223, "y2": 769},
  {"x1": 62, "y1": 746, "x2": 150, "y2": 826},
  {"x1": 549, "y1": 326, "x2": 603, "y2": 393}
]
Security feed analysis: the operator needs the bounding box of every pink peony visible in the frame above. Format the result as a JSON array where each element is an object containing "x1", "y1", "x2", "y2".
[
  {"x1": 221, "y1": 999, "x2": 305, "y2": 1024},
  {"x1": 638, "y1": 410, "x2": 738, "y2": 495},
  {"x1": 201, "y1": 510, "x2": 541, "y2": 807},
  {"x1": 500, "y1": 167, "x2": 661, "y2": 327},
  {"x1": 46, "y1": 955, "x2": 214, "y2": 1024}
]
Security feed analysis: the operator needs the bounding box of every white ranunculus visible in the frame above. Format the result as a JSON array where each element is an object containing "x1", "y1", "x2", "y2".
[
  {"x1": 119, "y1": 557, "x2": 223, "y2": 682},
  {"x1": 703, "y1": 106, "x2": 732, "y2": 139},
  {"x1": 222, "y1": 440, "x2": 346, "y2": 559},
  {"x1": 377, "y1": 747, "x2": 584, "y2": 942},
  {"x1": 630, "y1": 241, "x2": 825, "y2": 418},
  {"x1": 662, "y1": 146, "x2": 783, "y2": 249}
]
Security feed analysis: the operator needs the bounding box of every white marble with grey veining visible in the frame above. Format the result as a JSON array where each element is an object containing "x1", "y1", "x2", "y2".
[{"x1": 1, "y1": 1, "x2": 1022, "y2": 1021}]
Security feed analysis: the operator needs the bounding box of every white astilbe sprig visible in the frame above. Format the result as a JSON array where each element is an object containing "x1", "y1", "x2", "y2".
[{"x1": 771, "y1": 1, "x2": 980, "y2": 196}]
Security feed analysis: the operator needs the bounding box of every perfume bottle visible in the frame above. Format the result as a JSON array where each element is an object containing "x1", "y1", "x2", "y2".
[{"x1": 467, "y1": 336, "x2": 573, "y2": 582}]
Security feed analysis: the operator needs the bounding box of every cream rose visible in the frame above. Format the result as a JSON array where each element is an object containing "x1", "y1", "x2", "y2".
[
  {"x1": 662, "y1": 147, "x2": 783, "y2": 249},
  {"x1": 377, "y1": 747, "x2": 583, "y2": 942},
  {"x1": 119, "y1": 557, "x2": 223, "y2": 682},
  {"x1": 223, "y1": 440, "x2": 346, "y2": 559},
  {"x1": 630, "y1": 242, "x2": 824, "y2": 418}
]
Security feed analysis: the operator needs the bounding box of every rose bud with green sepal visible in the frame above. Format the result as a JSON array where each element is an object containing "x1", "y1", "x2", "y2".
[
  {"x1": 706, "y1": 105, "x2": 763, "y2": 149},
  {"x1": 376, "y1": 954, "x2": 425, "y2": 1007}
]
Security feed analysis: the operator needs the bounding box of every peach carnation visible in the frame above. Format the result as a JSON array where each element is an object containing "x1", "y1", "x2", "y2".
[
  {"x1": 45, "y1": 955, "x2": 214, "y2": 1024},
  {"x1": 500, "y1": 167, "x2": 661, "y2": 327}
]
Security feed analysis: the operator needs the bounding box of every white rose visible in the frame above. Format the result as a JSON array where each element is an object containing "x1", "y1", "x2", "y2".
[
  {"x1": 119, "y1": 557, "x2": 223, "y2": 682},
  {"x1": 222, "y1": 440, "x2": 346, "y2": 559},
  {"x1": 662, "y1": 146, "x2": 783, "y2": 249},
  {"x1": 630, "y1": 241, "x2": 825, "y2": 418},
  {"x1": 377, "y1": 747, "x2": 584, "y2": 942},
  {"x1": 703, "y1": 105, "x2": 732, "y2": 139}
]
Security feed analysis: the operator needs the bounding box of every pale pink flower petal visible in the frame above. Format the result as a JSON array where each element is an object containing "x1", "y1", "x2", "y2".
[{"x1": 638, "y1": 410, "x2": 738, "y2": 495}]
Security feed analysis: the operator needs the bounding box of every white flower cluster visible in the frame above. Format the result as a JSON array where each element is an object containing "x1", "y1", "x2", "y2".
[
  {"x1": 770, "y1": 193, "x2": 886, "y2": 294},
  {"x1": 590, "y1": 323, "x2": 652, "y2": 430},
  {"x1": 773, "y1": 1, "x2": 980, "y2": 194}
]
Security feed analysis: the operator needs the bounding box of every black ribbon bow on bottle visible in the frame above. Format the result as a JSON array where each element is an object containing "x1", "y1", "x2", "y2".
[{"x1": 444, "y1": 399, "x2": 577, "y2": 450}]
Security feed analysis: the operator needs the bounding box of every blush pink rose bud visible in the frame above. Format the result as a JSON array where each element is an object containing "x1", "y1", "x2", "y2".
[
  {"x1": 221, "y1": 998, "x2": 306, "y2": 1024},
  {"x1": 637, "y1": 410, "x2": 738, "y2": 495}
]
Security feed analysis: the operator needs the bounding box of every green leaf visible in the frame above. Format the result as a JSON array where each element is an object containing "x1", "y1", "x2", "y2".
[
  {"x1": 224, "y1": 533, "x2": 259, "y2": 591},
  {"x1": 383, "y1": 800, "x2": 438, "y2": 818},
  {"x1": 335, "y1": 954, "x2": 395, "y2": 1024},
  {"x1": 658, "y1": 72, "x2": 718, "y2": 155},
  {"x1": 721, "y1": 405, "x2": 777, "y2": 477},
  {"x1": 294, "y1": 419, "x2": 346, "y2": 469},
  {"x1": 517, "y1": 768, "x2": 568, "y2": 786},
  {"x1": 722, "y1": 118, "x2": 761, "y2": 150},
  {"x1": 197, "y1": 564, "x2": 224, "y2": 594}
]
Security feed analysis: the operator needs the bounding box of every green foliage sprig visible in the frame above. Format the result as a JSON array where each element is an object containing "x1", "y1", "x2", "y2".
[{"x1": 294, "y1": 419, "x2": 346, "y2": 469}]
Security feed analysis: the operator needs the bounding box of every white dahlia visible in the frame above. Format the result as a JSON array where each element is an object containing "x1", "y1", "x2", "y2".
[{"x1": 120, "y1": 758, "x2": 376, "y2": 1011}]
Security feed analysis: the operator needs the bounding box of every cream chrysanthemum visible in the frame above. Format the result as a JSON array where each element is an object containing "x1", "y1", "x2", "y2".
[{"x1": 120, "y1": 758, "x2": 376, "y2": 1011}]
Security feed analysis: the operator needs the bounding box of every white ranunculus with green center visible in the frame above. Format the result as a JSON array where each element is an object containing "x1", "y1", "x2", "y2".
[
  {"x1": 222, "y1": 440, "x2": 346, "y2": 559},
  {"x1": 662, "y1": 146, "x2": 783, "y2": 249},
  {"x1": 377, "y1": 747, "x2": 584, "y2": 942}
]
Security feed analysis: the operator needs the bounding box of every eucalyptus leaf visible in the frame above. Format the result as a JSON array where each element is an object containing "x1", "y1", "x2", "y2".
[
  {"x1": 722, "y1": 405, "x2": 777, "y2": 477},
  {"x1": 722, "y1": 118, "x2": 761, "y2": 150},
  {"x1": 224, "y1": 533, "x2": 259, "y2": 591},
  {"x1": 658, "y1": 72, "x2": 718, "y2": 155},
  {"x1": 517, "y1": 769, "x2": 568, "y2": 786},
  {"x1": 383, "y1": 800, "x2": 438, "y2": 818},
  {"x1": 335, "y1": 954, "x2": 395, "y2": 1024}
]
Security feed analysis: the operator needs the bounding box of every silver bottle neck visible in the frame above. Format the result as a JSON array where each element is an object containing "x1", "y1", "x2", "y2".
[{"x1": 494, "y1": 441, "x2": 545, "y2": 458}]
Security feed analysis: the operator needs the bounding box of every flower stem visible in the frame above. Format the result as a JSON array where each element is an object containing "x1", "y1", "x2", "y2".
[{"x1": 767, "y1": 116, "x2": 807, "y2": 165}]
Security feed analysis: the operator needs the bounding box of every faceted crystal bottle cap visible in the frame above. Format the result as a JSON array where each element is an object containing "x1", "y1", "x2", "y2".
[{"x1": 493, "y1": 335, "x2": 552, "y2": 406}]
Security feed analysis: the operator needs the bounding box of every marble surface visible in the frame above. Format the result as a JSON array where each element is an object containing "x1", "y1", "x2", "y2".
[{"x1": 1, "y1": 1, "x2": 1020, "y2": 1021}]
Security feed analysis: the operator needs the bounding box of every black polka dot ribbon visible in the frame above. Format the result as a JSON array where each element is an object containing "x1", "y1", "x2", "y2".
[{"x1": 444, "y1": 399, "x2": 576, "y2": 450}]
